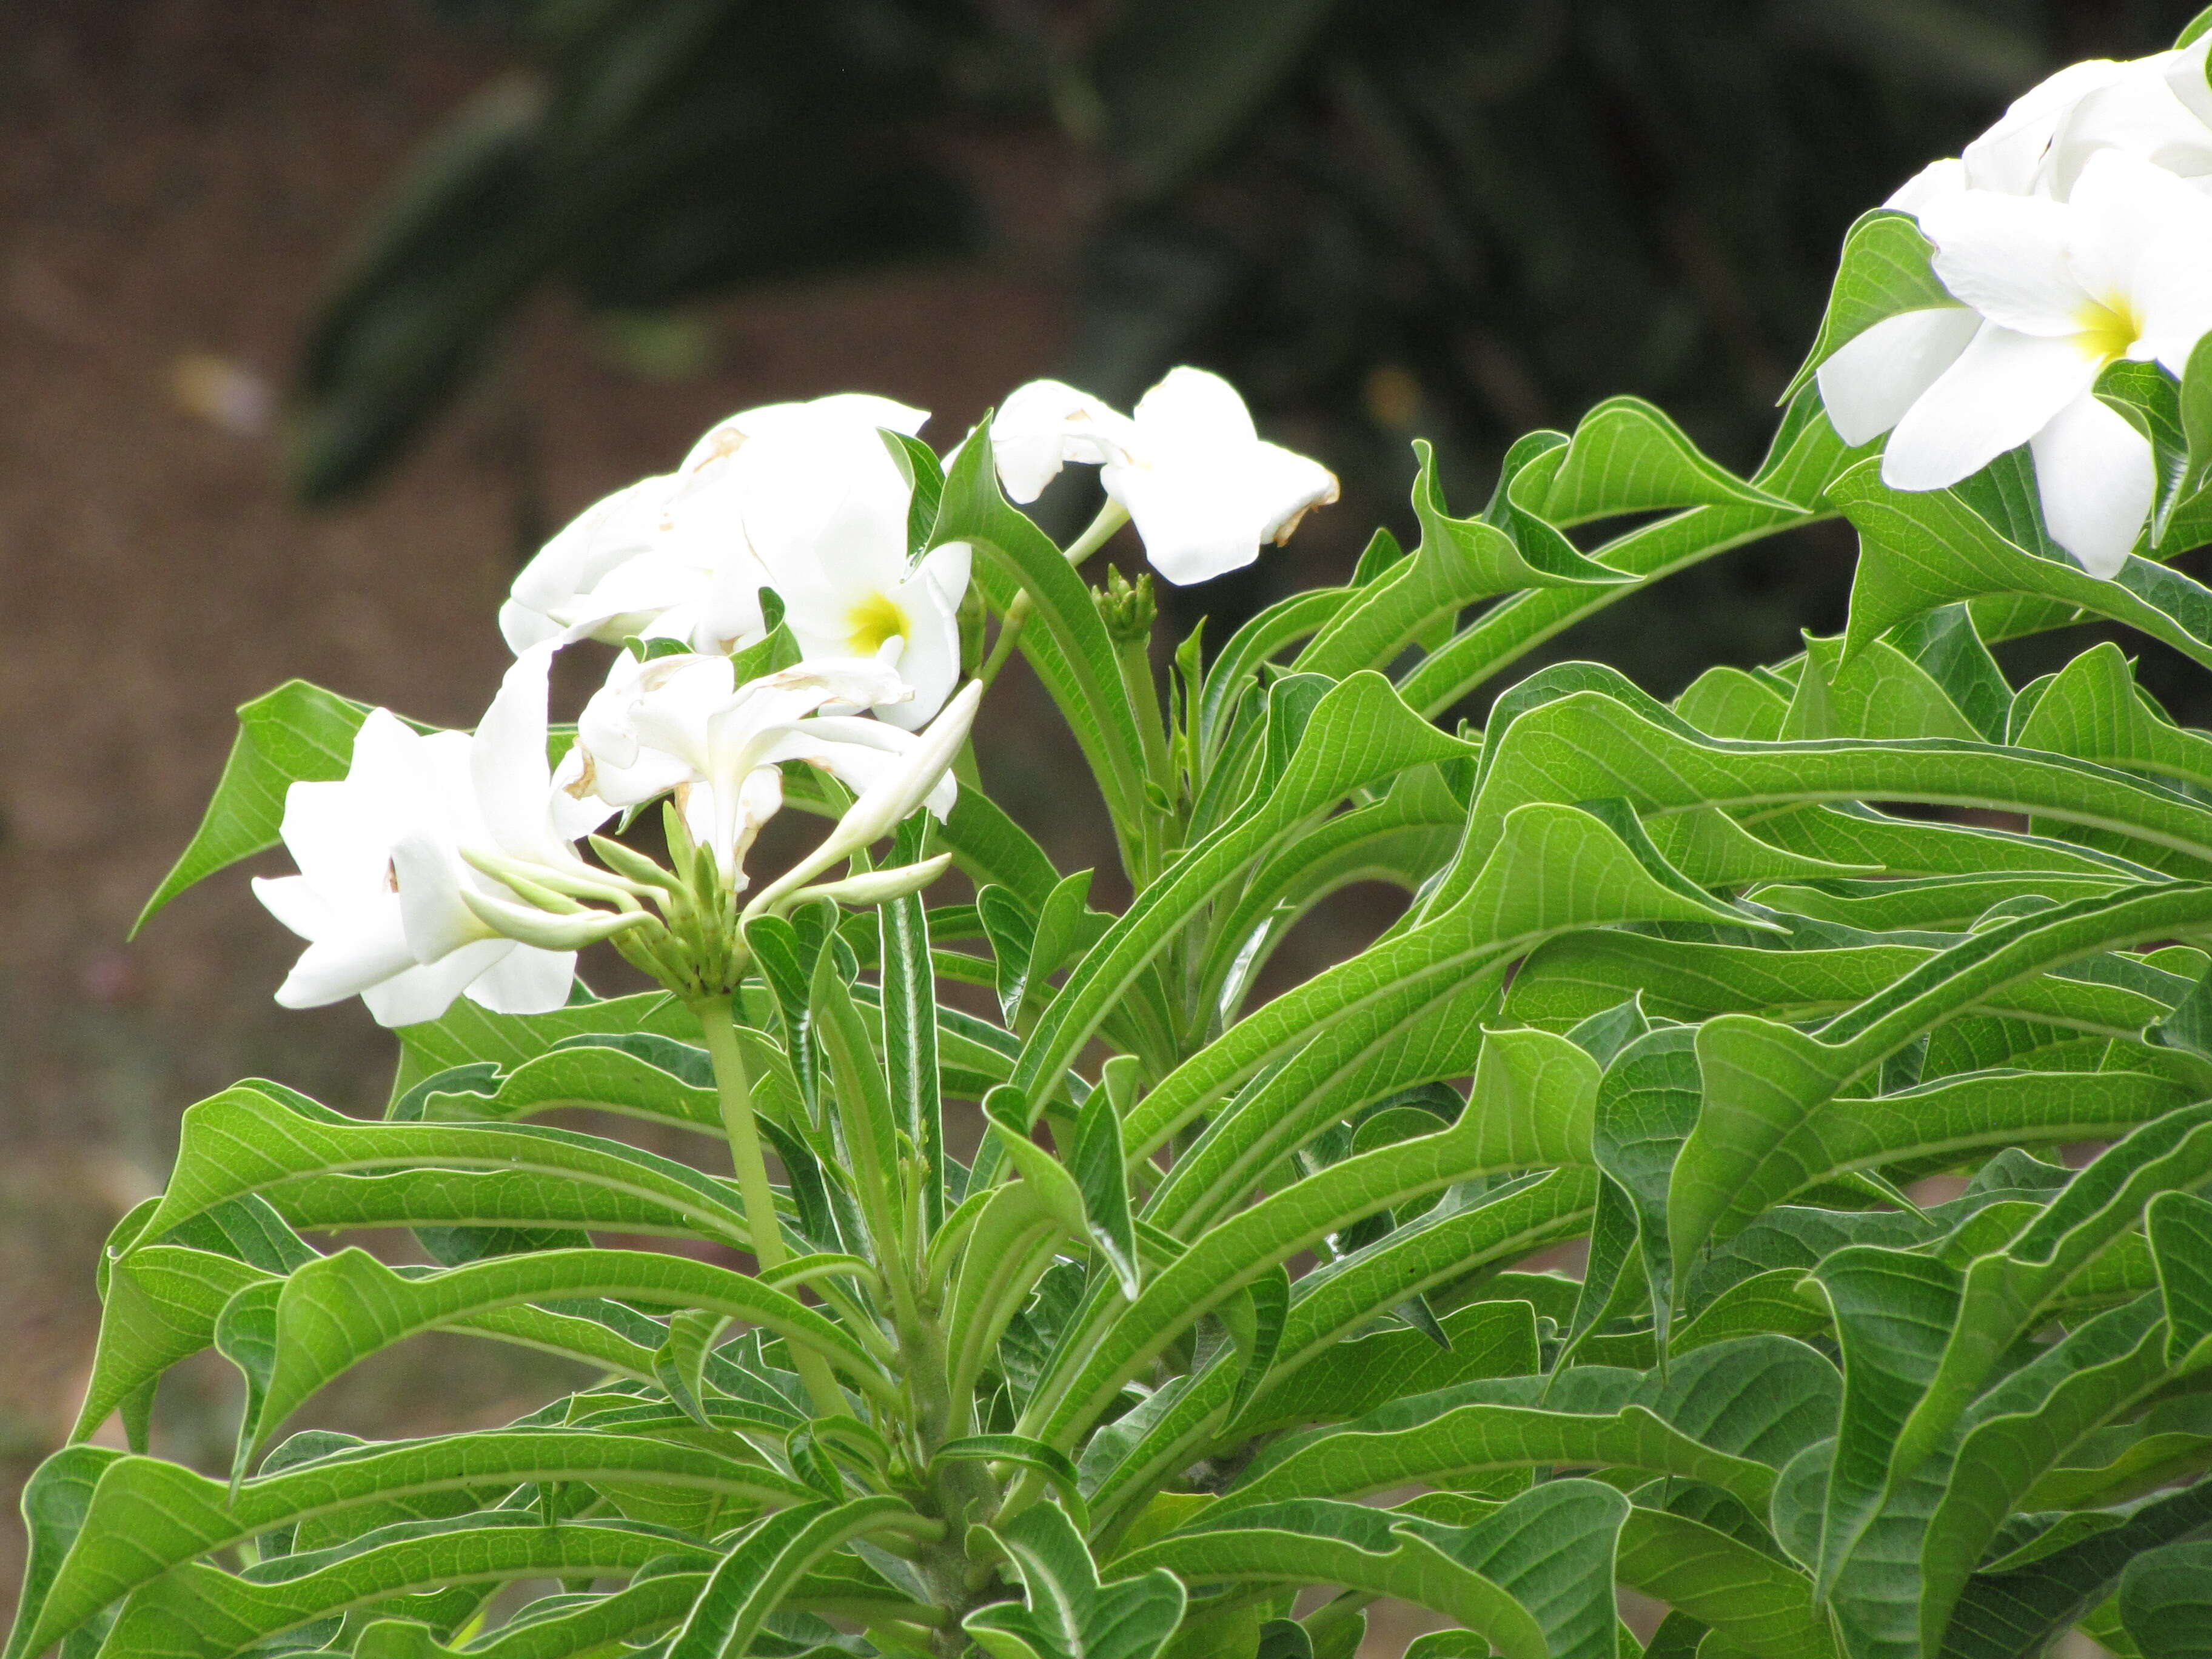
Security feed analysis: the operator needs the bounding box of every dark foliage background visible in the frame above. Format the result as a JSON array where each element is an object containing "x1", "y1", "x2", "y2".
[{"x1": 297, "y1": 0, "x2": 2202, "y2": 692}]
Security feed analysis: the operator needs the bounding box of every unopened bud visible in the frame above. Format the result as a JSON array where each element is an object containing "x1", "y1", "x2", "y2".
[{"x1": 1096, "y1": 565, "x2": 1156, "y2": 646}]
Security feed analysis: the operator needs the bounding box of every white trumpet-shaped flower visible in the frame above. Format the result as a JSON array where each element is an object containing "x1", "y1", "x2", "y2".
[
  {"x1": 252, "y1": 646, "x2": 609, "y2": 1027},
  {"x1": 991, "y1": 368, "x2": 1338, "y2": 585},
  {"x1": 1818, "y1": 149, "x2": 2212, "y2": 577},
  {"x1": 498, "y1": 393, "x2": 932, "y2": 659},
  {"x1": 571, "y1": 652, "x2": 959, "y2": 883}
]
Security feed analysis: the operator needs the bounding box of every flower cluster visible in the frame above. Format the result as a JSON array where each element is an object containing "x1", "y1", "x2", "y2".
[
  {"x1": 1820, "y1": 35, "x2": 2212, "y2": 575},
  {"x1": 255, "y1": 373, "x2": 1335, "y2": 1024}
]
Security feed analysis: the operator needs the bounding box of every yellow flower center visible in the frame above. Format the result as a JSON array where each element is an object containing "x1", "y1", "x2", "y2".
[
  {"x1": 847, "y1": 589, "x2": 911, "y2": 656},
  {"x1": 2075, "y1": 293, "x2": 2143, "y2": 364}
]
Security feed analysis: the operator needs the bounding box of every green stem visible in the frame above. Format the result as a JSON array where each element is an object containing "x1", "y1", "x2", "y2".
[{"x1": 692, "y1": 994, "x2": 851, "y2": 1419}]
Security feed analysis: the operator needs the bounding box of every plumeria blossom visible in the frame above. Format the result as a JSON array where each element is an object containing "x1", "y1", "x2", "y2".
[
  {"x1": 498, "y1": 393, "x2": 931, "y2": 659},
  {"x1": 252, "y1": 646, "x2": 611, "y2": 1027},
  {"x1": 991, "y1": 367, "x2": 1339, "y2": 585},
  {"x1": 570, "y1": 652, "x2": 962, "y2": 882},
  {"x1": 1819, "y1": 149, "x2": 2212, "y2": 576},
  {"x1": 1818, "y1": 39, "x2": 2212, "y2": 565},
  {"x1": 716, "y1": 414, "x2": 971, "y2": 729}
]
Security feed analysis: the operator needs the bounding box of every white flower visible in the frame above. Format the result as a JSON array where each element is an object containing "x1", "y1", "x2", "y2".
[
  {"x1": 571, "y1": 652, "x2": 959, "y2": 882},
  {"x1": 1818, "y1": 41, "x2": 2212, "y2": 492},
  {"x1": 744, "y1": 680, "x2": 981, "y2": 919},
  {"x1": 498, "y1": 393, "x2": 931, "y2": 660},
  {"x1": 991, "y1": 367, "x2": 1339, "y2": 585},
  {"x1": 1991, "y1": 41, "x2": 2212, "y2": 199},
  {"x1": 717, "y1": 415, "x2": 971, "y2": 729},
  {"x1": 252, "y1": 647, "x2": 608, "y2": 1027},
  {"x1": 1819, "y1": 149, "x2": 2212, "y2": 577}
]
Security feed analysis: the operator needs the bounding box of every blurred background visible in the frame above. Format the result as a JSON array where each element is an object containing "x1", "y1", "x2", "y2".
[{"x1": 0, "y1": 0, "x2": 2202, "y2": 1609}]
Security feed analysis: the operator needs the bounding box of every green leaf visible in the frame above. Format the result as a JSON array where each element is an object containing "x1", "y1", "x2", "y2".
[
  {"x1": 1834, "y1": 458, "x2": 2212, "y2": 673},
  {"x1": 1120, "y1": 1483, "x2": 1630, "y2": 1659},
  {"x1": 1026, "y1": 1071, "x2": 1601, "y2": 1453},
  {"x1": 1086, "y1": 1179, "x2": 1587, "y2": 1534},
  {"x1": 2015, "y1": 640, "x2": 2212, "y2": 796},
  {"x1": 1130, "y1": 796, "x2": 1767, "y2": 1173},
  {"x1": 391, "y1": 989, "x2": 700, "y2": 1107},
  {"x1": 667, "y1": 1496, "x2": 934, "y2": 1659},
  {"x1": 1199, "y1": 587, "x2": 1353, "y2": 763},
  {"x1": 935, "y1": 423, "x2": 1152, "y2": 849},
  {"x1": 102, "y1": 1517, "x2": 716, "y2": 1659},
  {"x1": 1073, "y1": 1081, "x2": 1138, "y2": 1297},
  {"x1": 2122, "y1": 1539, "x2": 2212, "y2": 1659},
  {"x1": 1670, "y1": 886, "x2": 2212, "y2": 1282},
  {"x1": 1525, "y1": 396, "x2": 1799, "y2": 525},
  {"x1": 1456, "y1": 692, "x2": 2212, "y2": 892},
  {"x1": 21, "y1": 1432, "x2": 812, "y2": 1659},
  {"x1": 3, "y1": 1446, "x2": 126, "y2": 1659},
  {"x1": 133, "y1": 681, "x2": 377, "y2": 935},
  {"x1": 1612, "y1": 1505, "x2": 1835, "y2": 1659},
  {"x1": 808, "y1": 940, "x2": 907, "y2": 1255},
  {"x1": 1292, "y1": 441, "x2": 1627, "y2": 682},
  {"x1": 883, "y1": 818, "x2": 946, "y2": 1230},
  {"x1": 1895, "y1": 1101, "x2": 2212, "y2": 1482},
  {"x1": 1942, "y1": 1475, "x2": 2212, "y2": 1659},
  {"x1": 935, "y1": 1437, "x2": 1089, "y2": 1530},
  {"x1": 965, "y1": 1503, "x2": 1184, "y2": 1659},
  {"x1": 1783, "y1": 208, "x2": 1959, "y2": 400},
  {"x1": 1887, "y1": 603, "x2": 2013, "y2": 742},
  {"x1": 1014, "y1": 672, "x2": 1472, "y2": 1111},
  {"x1": 1810, "y1": 1244, "x2": 1962, "y2": 1599},
  {"x1": 135, "y1": 1084, "x2": 760, "y2": 1254},
  {"x1": 1396, "y1": 392, "x2": 1847, "y2": 716},
  {"x1": 223, "y1": 1246, "x2": 893, "y2": 1465},
  {"x1": 1918, "y1": 1296, "x2": 2176, "y2": 1654},
  {"x1": 2151, "y1": 1191, "x2": 2212, "y2": 1366},
  {"x1": 1780, "y1": 634, "x2": 1982, "y2": 743}
]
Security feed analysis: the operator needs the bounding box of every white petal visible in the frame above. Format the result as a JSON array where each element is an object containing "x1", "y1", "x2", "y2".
[
  {"x1": 390, "y1": 831, "x2": 492, "y2": 964},
  {"x1": 1815, "y1": 307, "x2": 1980, "y2": 445},
  {"x1": 548, "y1": 747, "x2": 618, "y2": 841},
  {"x1": 1962, "y1": 58, "x2": 2128, "y2": 194},
  {"x1": 874, "y1": 543, "x2": 970, "y2": 729},
  {"x1": 737, "y1": 422, "x2": 913, "y2": 612},
  {"x1": 1104, "y1": 456, "x2": 1260, "y2": 585},
  {"x1": 507, "y1": 476, "x2": 674, "y2": 646},
  {"x1": 2045, "y1": 71, "x2": 2212, "y2": 199},
  {"x1": 2120, "y1": 209, "x2": 2212, "y2": 374},
  {"x1": 499, "y1": 597, "x2": 561, "y2": 655},
  {"x1": 361, "y1": 940, "x2": 512, "y2": 1028},
  {"x1": 469, "y1": 646, "x2": 559, "y2": 856},
  {"x1": 680, "y1": 394, "x2": 929, "y2": 476},
  {"x1": 1882, "y1": 323, "x2": 2101, "y2": 491},
  {"x1": 463, "y1": 945, "x2": 578, "y2": 1016},
  {"x1": 1241, "y1": 441, "x2": 1339, "y2": 545},
  {"x1": 1885, "y1": 158, "x2": 1965, "y2": 215},
  {"x1": 276, "y1": 779, "x2": 392, "y2": 894},
  {"x1": 270, "y1": 921, "x2": 418, "y2": 1010},
  {"x1": 991, "y1": 381, "x2": 1136, "y2": 501},
  {"x1": 2165, "y1": 35, "x2": 2212, "y2": 129},
  {"x1": 2065, "y1": 148, "x2": 2212, "y2": 303},
  {"x1": 1918, "y1": 190, "x2": 2090, "y2": 335},
  {"x1": 1130, "y1": 367, "x2": 1258, "y2": 451},
  {"x1": 250, "y1": 874, "x2": 332, "y2": 942},
  {"x1": 2029, "y1": 392, "x2": 2153, "y2": 578}
]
